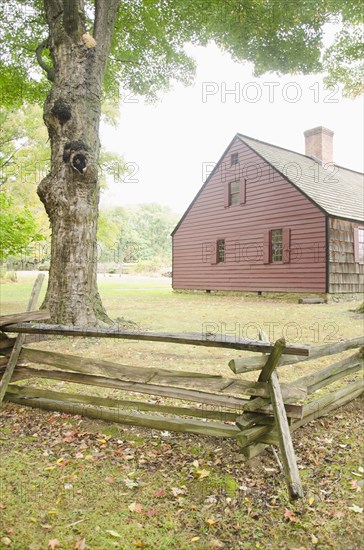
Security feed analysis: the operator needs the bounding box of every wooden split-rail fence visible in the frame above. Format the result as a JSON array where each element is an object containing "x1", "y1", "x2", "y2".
[{"x1": 0, "y1": 275, "x2": 363, "y2": 501}]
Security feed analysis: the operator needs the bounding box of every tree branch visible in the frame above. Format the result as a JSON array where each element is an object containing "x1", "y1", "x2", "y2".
[
  {"x1": 36, "y1": 40, "x2": 55, "y2": 82},
  {"x1": 93, "y1": 0, "x2": 121, "y2": 80},
  {"x1": 62, "y1": 0, "x2": 79, "y2": 37}
]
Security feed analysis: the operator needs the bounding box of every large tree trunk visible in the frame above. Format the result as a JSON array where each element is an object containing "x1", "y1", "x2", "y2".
[{"x1": 37, "y1": 0, "x2": 120, "y2": 325}]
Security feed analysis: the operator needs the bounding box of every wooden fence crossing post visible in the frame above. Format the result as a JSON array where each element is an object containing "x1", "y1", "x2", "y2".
[
  {"x1": 0, "y1": 274, "x2": 45, "y2": 404},
  {"x1": 268, "y1": 370, "x2": 304, "y2": 500},
  {"x1": 236, "y1": 331, "x2": 304, "y2": 500},
  {"x1": 260, "y1": 332, "x2": 303, "y2": 500}
]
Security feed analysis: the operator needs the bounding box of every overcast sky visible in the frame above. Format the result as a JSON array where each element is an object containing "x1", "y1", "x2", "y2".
[{"x1": 100, "y1": 42, "x2": 364, "y2": 215}]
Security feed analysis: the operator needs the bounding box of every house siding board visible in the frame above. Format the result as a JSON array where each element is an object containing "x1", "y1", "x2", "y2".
[
  {"x1": 173, "y1": 139, "x2": 327, "y2": 293},
  {"x1": 328, "y1": 218, "x2": 364, "y2": 293}
]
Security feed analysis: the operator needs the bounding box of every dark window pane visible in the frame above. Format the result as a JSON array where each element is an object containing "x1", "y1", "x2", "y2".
[
  {"x1": 271, "y1": 229, "x2": 283, "y2": 262},
  {"x1": 231, "y1": 153, "x2": 238, "y2": 165},
  {"x1": 229, "y1": 181, "x2": 239, "y2": 205},
  {"x1": 217, "y1": 239, "x2": 225, "y2": 263}
]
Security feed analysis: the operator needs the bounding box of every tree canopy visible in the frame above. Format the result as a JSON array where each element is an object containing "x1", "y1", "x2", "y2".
[{"x1": 1, "y1": 0, "x2": 363, "y2": 108}]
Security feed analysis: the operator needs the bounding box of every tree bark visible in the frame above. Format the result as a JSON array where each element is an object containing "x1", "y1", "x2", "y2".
[{"x1": 37, "y1": 0, "x2": 120, "y2": 325}]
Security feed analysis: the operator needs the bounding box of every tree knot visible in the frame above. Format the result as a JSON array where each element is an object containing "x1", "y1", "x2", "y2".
[
  {"x1": 51, "y1": 99, "x2": 72, "y2": 124},
  {"x1": 63, "y1": 141, "x2": 90, "y2": 175}
]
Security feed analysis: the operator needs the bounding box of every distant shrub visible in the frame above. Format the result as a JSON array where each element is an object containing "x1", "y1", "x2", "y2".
[
  {"x1": 127, "y1": 259, "x2": 163, "y2": 275},
  {"x1": 0, "y1": 268, "x2": 17, "y2": 282}
]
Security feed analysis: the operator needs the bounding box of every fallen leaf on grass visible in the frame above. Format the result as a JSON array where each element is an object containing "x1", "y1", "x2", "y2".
[
  {"x1": 74, "y1": 537, "x2": 86, "y2": 550},
  {"x1": 106, "y1": 530, "x2": 122, "y2": 538},
  {"x1": 63, "y1": 431, "x2": 76, "y2": 443},
  {"x1": 348, "y1": 504, "x2": 363, "y2": 513},
  {"x1": 48, "y1": 540, "x2": 61, "y2": 549},
  {"x1": 209, "y1": 540, "x2": 225, "y2": 549},
  {"x1": 191, "y1": 536, "x2": 200, "y2": 542},
  {"x1": 196, "y1": 469, "x2": 210, "y2": 479},
  {"x1": 171, "y1": 487, "x2": 186, "y2": 497},
  {"x1": 0, "y1": 503, "x2": 7, "y2": 509},
  {"x1": 155, "y1": 488, "x2": 165, "y2": 497},
  {"x1": 1, "y1": 537, "x2": 11, "y2": 547},
  {"x1": 125, "y1": 479, "x2": 139, "y2": 489},
  {"x1": 129, "y1": 502, "x2": 143, "y2": 513},
  {"x1": 133, "y1": 540, "x2": 146, "y2": 548},
  {"x1": 205, "y1": 518, "x2": 217, "y2": 526},
  {"x1": 284, "y1": 509, "x2": 298, "y2": 523},
  {"x1": 329, "y1": 509, "x2": 345, "y2": 518},
  {"x1": 311, "y1": 534, "x2": 318, "y2": 544},
  {"x1": 105, "y1": 476, "x2": 115, "y2": 484},
  {"x1": 350, "y1": 480, "x2": 362, "y2": 491},
  {"x1": 146, "y1": 508, "x2": 156, "y2": 517}
]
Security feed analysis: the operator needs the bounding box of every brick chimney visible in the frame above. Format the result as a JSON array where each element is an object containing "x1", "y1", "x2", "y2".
[{"x1": 304, "y1": 126, "x2": 334, "y2": 165}]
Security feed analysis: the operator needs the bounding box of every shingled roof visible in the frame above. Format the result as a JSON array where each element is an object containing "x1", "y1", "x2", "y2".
[{"x1": 238, "y1": 133, "x2": 364, "y2": 222}]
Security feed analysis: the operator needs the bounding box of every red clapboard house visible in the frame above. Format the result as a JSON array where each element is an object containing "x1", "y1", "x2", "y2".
[{"x1": 172, "y1": 127, "x2": 364, "y2": 295}]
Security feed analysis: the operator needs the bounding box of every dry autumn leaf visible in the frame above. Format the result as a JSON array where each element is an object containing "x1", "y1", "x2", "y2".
[
  {"x1": 348, "y1": 504, "x2": 363, "y2": 513},
  {"x1": 74, "y1": 537, "x2": 86, "y2": 550},
  {"x1": 129, "y1": 502, "x2": 143, "y2": 513},
  {"x1": 48, "y1": 540, "x2": 61, "y2": 549},
  {"x1": 171, "y1": 487, "x2": 185, "y2": 497},
  {"x1": 196, "y1": 469, "x2": 210, "y2": 479},
  {"x1": 283, "y1": 509, "x2": 298, "y2": 523},
  {"x1": 106, "y1": 530, "x2": 122, "y2": 538}
]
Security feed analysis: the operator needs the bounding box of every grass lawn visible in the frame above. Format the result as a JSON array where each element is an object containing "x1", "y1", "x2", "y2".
[{"x1": 0, "y1": 273, "x2": 363, "y2": 550}]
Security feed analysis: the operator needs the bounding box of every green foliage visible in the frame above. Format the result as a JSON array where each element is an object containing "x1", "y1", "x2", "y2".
[
  {"x1": 0, "y1": 1, "x2": 50, "y2": 108},
  {"x1": 0, "y1": 191, "x2": 43, "y2": 259},
  {"x1": 0, "y1": 105, "x2": 50, "y2": 231},
  {"x1": 323, "y1": 25, "x2": 364, "y2": 97},
  {"x1": 0, "y1": 0, "x2": 363, "y2": 108},
  {"x1": 0, "y1": 104, "x2": 48, "y2": 265}
]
